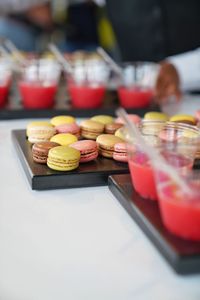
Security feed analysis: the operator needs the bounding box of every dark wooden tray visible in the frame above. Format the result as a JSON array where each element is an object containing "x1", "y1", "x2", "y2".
[
  {"x1": 108, "y1": 174, "x2": 200, "y2": 275},
  {"x1": 12, "y1": 130, "x2": 129, "y2": 190}
]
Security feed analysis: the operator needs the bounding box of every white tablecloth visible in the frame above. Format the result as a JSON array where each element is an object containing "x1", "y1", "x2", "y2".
[{"x1": 1, "y1": 95, "x2": 200, "y2": 300}]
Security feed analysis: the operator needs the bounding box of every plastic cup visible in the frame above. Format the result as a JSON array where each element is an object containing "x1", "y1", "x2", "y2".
[
  {"x1": 117, "y1": 62, "x2": 159, "y2": 108},
  {"x1": 0, "y1": 59, "x2": 12, "y2": 108},
  {"x1": 66, "y1": 58, "x2": 110, "y2": 108},
  {"x1": 155, "y1": 168, "x2": 200, "y2": 241},
  {"x1": 19, "y1": 59, "x2": 61, "y2": 109},
  {"x1": 126, "y1": 121, "x2": 200, "y2": 201}
]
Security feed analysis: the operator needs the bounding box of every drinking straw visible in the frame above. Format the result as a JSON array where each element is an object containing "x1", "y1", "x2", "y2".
[
  {"x1": 48, "y1": 43, "x2": 73, "y2": 73},
  {"x1": 97, "y1": 47, "x2": 122, "y2": 75},
  {"x1": 116, "y1": 107, "x2": 192, "y2": 194},
  {"x1": 4, "y1": 39, "x2": 27, "y2": 66},
  {"x1": 0, "y1": 45, "x2": 11, "y2": 59}
]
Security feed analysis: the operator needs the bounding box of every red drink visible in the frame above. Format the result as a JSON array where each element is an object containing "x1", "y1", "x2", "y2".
[
  {"x1": 118, "y1": 86, "x2": 153, "y2": 108},
  {"x1": 0, "y1": 84, "x2": 9, "y2": 108},
  {"x1": 158, "y1": 179, "x2": 200, "y2": 241},
  {"x1": 19, "y1": 81, "x2": 57, "y2": 109},
  {"x1": 68, "y1": 84, "x2": 106, "y2": 108},
  {"x1": 128, "y1": 151, "x2": 193, "y2": 201}
]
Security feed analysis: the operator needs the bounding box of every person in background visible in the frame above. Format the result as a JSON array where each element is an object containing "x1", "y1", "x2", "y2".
[
  {"x1": 105, "y1": 0, "x2": 200, "y2": 102},
  {"x1": 0, "y1": 0, "x2": 53, "y2": 51}
]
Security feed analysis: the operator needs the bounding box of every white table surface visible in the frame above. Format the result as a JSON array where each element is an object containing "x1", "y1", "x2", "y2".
[{"x1": 1, "y1": 95, "x2": 200, "y2": 300}]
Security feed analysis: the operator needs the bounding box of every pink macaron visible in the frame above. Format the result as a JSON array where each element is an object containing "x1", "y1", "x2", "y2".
[
  {"x1": 113, "y1": 142, "x2": 128, "y2": 162},
  {"x1": 115, "y1": 114, "x2": 141, "y2": 125},
  {"x1": 55, "y1": 122, "x2": 80, "y2": 138},
  {"x1": 69, "y1": 140, "x2": 98, "y2": 163}
]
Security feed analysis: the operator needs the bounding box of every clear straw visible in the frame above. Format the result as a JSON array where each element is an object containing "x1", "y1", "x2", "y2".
[
  {"x1": 4, "y1": 39, "x2": 27, "y2": 66},
  {"x1": 48, "y1": 43, "x2": 72, "y2": 73},
  {"x1": 97, "y1": 47, "x2": 122, "y2": 75},
  {"x1": 116, "y1": 108, "x2": 192, "y2": 195}
]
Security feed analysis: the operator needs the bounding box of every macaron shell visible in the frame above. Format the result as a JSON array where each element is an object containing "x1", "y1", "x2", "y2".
[
  {"x1": 32, "y1": 141, "x2": 59, "y2": 164},
  {"x1": 70, "y1": 140, "x2": 98, "y2": 162},
  {"x1": 169, "y1": 114, "x2": 196, "y2": 125},
  {"x1": 113, "y1": 143, "x2": 128, "y2": 162},
  {"x1": 115, "y1": 114, "x2": 141, "y2": 125},
  {"x1": 26, "y1": 121, "x2": 53, "y2": 136},
  {"x1": 144, "y1": 111, "x2": 169, "y2": 121},
  {"x1": 47, "y1": 145, "x2": 80, "y2": 171},
  {"x1": 50, "y1": 115, "x2": 75, "y2": 126},
  {"x1": 50, "y1": 133, "x2": 78, "y2": 146},
  {"x1": 55, "y1": 122, "x2": 80, "y2": 135},
  {"x1": 91, "y1": 115, "x2": 114, "y2": 125},
  {"x1": 28, "y1": 126, "x2": 56, "y2": 144},
  {"x1": 104, "y1": 123, "x2": 123, "y2": 134},
  {"x1": 115, "y1": 127, "x2": 126, "y2": 140},
  {"x1": 80, "y1": 119, "x2": 104, "y2": 140},
  {"x1": 96, "y1": 134, "x2": 124, "y2": 158}
]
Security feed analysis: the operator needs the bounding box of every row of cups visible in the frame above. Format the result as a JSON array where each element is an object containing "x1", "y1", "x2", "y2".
[{"x1": 0, "y1": 57, "x2": 159, "y2": 109}]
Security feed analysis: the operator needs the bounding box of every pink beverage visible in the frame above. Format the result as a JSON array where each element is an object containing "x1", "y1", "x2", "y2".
[
  {"x1": 0, "y1": 83, "x2": 10, "y2": 107},
  {"x1": 157, "y1": 177, "x2": 200, "y2": 241},
  {"x1": 118, "y1": 86, "x2": 153, "y2": 108},
  {"x1": 68, "y1": 84, "x2": 106, "y2": 108},
  {"x1": 19, "y1": 81, "x2": 57, "y2": 109},
  {"x1": 128, "y1": 150, "x2": 193, "y2": 201}
]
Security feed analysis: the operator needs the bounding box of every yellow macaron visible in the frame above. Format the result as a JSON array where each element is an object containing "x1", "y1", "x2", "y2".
[
  {"x1": 50, "y1": 115, "x2": 75, "y2": 126},
  {"x1": 47, "y1": 146, "x2": 80, "y2": 171},
  {"x1": 144, "y1": 111, "x2": 169, "y2": 121},
  {"x1": 26, "y1": 121, "x2": 56, "y2": 143},
  {"x1": 169, "y1": 114, "x2": 196, "y2": 125},
  {"x1": 115, "y1": 127, "x2": 126, "y2": 140},
  {"x1": 91, "y1": 115, "x2": 114, "y2": 125},
  {"x1": 50, "y1": 133, "x2": 78, "y2": 146}
]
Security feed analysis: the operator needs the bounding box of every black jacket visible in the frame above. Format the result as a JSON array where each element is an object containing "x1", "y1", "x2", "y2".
[{"x1": 106, "y1": 0, "x2": 200, "y2": 61}]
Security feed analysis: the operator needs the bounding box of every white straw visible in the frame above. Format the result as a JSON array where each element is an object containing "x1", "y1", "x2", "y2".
[
  {"x1": 116, "y1": 108, "x2": 192, "y2": 194},
  {"x1": 48, "y1": 43, "x2": 72, "y2": 73},
  {"x1": 4, "y1": 39, "x2": 27, "y2": 66},
  {"x1": 97, "y1": 47, "x2": 122, "y2": 75}
]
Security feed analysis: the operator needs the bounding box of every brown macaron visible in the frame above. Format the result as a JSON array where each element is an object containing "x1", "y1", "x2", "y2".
[
  {"x1": 80, "y1": 119, "x2": 104, "y2": 140},
  {"x1": 104, "y1": 122, "x2": 123, "y2": 134},
  {"x1": 32, "y1": 141, "x2": 59, "y2": 164},
  {"x1": 96, "y1": 134, "x2": 124, "y2": 158}
]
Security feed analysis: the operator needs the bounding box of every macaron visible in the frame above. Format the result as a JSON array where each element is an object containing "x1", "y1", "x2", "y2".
[
  {"x1": 50, "y1": 115, "x2": 75, "y2": 126},
  {"x1": 70, "y1": 140, "x2": 98, "y2": 163},
  {"x1": 113, "y1": 143, "x2": 128, "y2": 162},
  {"x1": 115, "y1": 114, "x2": 141, "y2": 125},
  {"x1": 96, "y1": 134, "x2": 124, "y2": 158},
  {"x1": 50, "y1": 133, "x2": 78, "y2": 146},
  {"x1": 80, "y1": 119, "x2": 104, "y2": 140},
  {"x1": 144, "y1": 111, "x2": 169, "y2": 121},
  {"x1": 115, "y1": 127, "x2": 126, "y2": 140},
  {"x1": 104, "y1": 122, "x2": 123, "y2": 134},
  {"x1": 47, "y1": 145, "x2": 80, "y2": 171},
  {"x1": 55, "y1": 122, "x2": 80, "y2": 138},
  {"x1": 169, "y1": 114, "x2": 196, "y2": 125},
  {"x1": 32, "y1": 141, "x2": 59, "y2": 164},
  {"x1": 91, "y1": 115, "x2": 114, "y2": 125},
  {"x1": 27, "y1": 121, "x2": 56, "y2": 144}
]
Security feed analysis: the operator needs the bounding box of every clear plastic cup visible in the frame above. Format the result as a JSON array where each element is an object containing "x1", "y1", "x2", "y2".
[
  {"x1": 155, "y1": 168, "x2": 200, "y2": 241},
  {"x1": 18, "y1": 59, "x2": 61, "y2": 109},
  {"x1": 66, "y1": 58, "x2": 110, "y2": 108},
  {"x1": 0, "y1": 58, "x2": 12, "y2": 108},
  {"x1": 125, "y1": 121, "x2": 200, "y2": 200},
  {"x1": 117, "y1": 62, "x2": 160, "y2": 108},
  {"x1": 128, "y1": 143, "x2": 196, "y2": 201}
]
